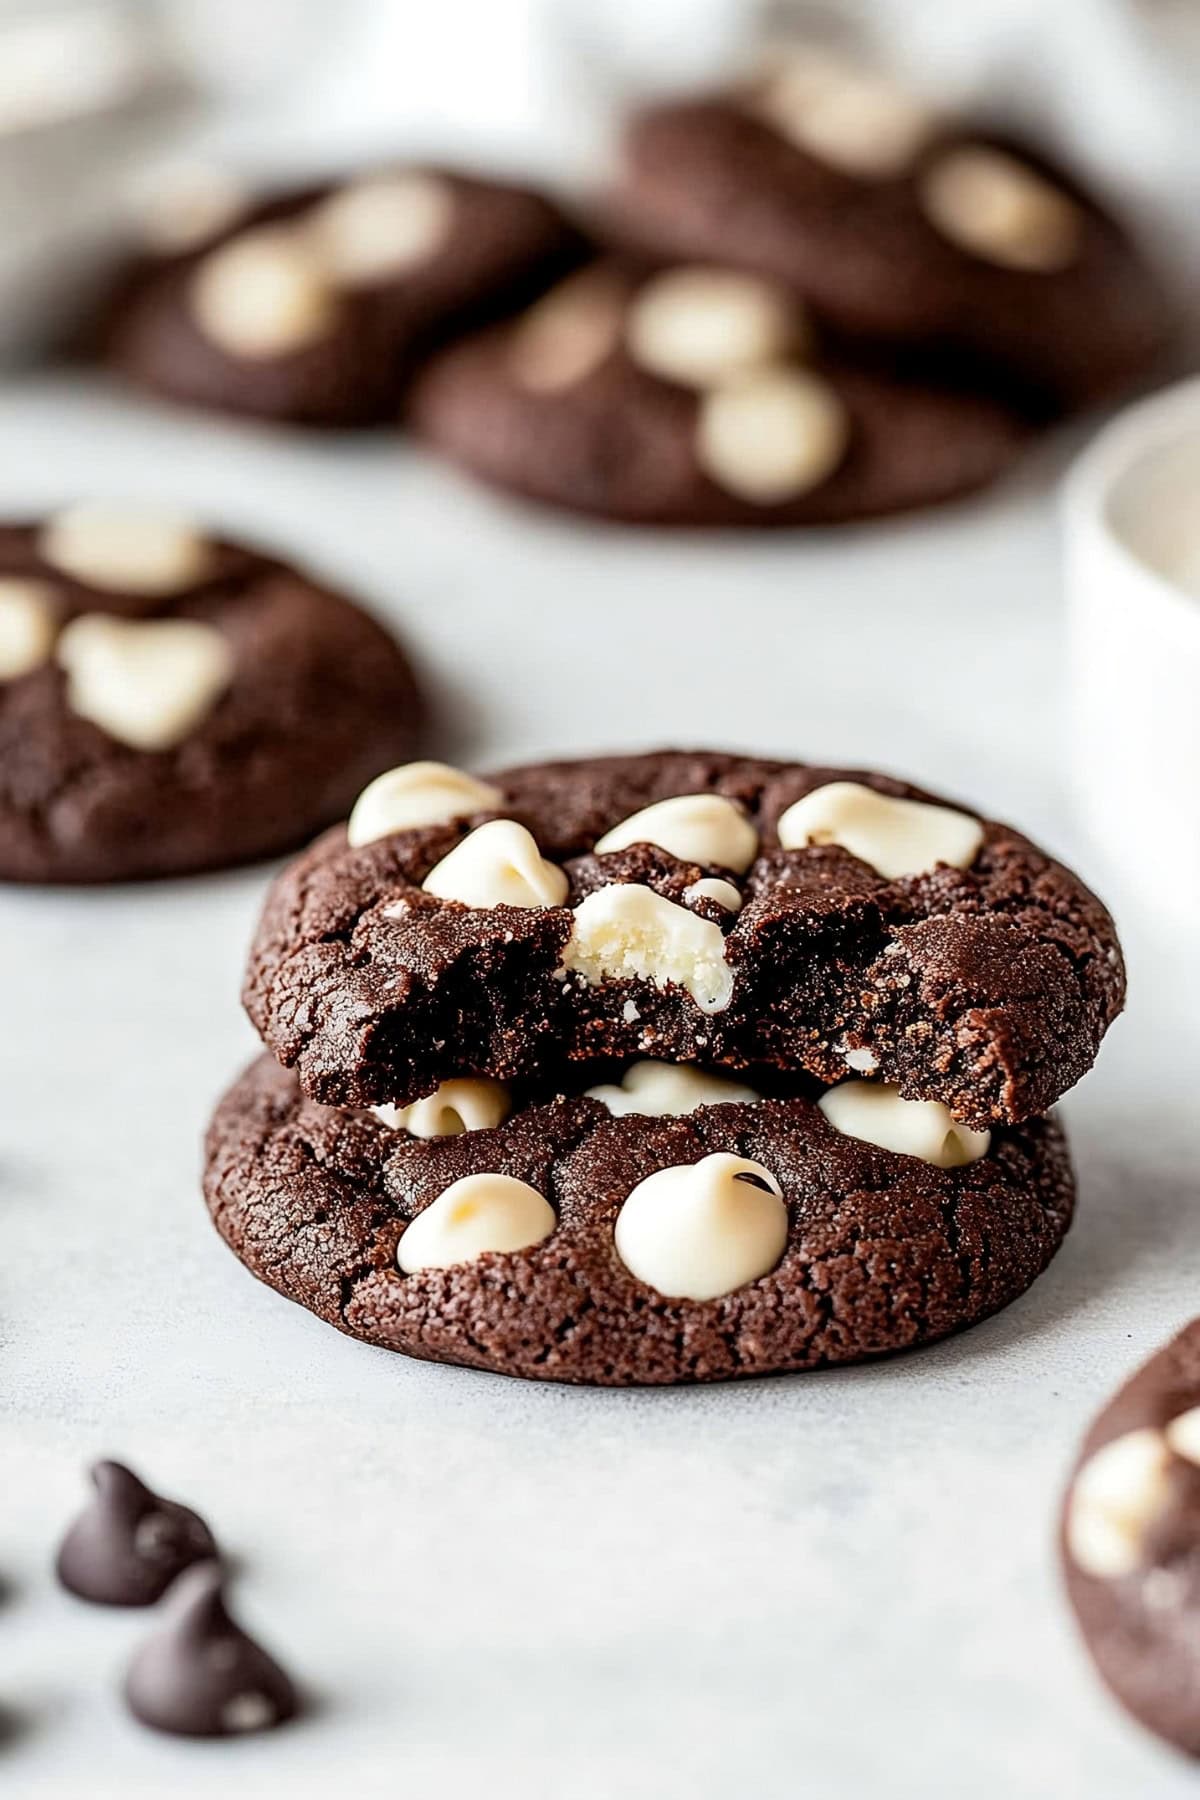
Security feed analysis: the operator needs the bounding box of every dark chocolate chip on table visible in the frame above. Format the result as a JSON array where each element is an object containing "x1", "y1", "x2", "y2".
[
  {"x1": 56, "y1": 1460, "x2": 217, "y2": 1606},
  {"x1": 124, "y1": 1561, "x2": 298, "y2": 1738}
]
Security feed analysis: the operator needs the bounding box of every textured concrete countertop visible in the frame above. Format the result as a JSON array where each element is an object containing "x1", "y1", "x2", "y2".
[{"x1": 2, "y1": 375, "x2": 1197, "y2": 1799}]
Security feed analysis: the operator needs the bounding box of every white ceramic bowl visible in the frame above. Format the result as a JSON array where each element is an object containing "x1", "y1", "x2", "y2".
[{"x1": 1063, "y1": 377, "x2": 1200, "y2": 925}]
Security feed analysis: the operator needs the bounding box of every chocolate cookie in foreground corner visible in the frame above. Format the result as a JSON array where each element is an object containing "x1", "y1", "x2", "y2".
[
  {"x1": 406, "y1": 259, "x2": 1027, "y2": 525},
  {"x1": 0, "y1": 504, "x2": 424, "y2": 882},
  {"x1": 607, "y1": 46, "x2": 1172, "y2": 413},
  {"x1": 204, "y1": 1052, "x2": 1074, "y2": 1385},
  {"x1": 107, "y1": 164, "x2": 583, "y2": 426},
  {"x1": 242, "y1": 750, "x2": 1124, "y2": 1128},
  {"x1": 1061, "y1": 1319, "x2": 1200, "y2": 1756}
]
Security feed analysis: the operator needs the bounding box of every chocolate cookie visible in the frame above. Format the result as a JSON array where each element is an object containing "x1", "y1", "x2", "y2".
[
  {"x1": 1061, "y1": 1319, "x2": 1200, "y2": 1757},
  {"x1": 204, "y1": 1052, "x2": 1074, "y2": 1385},
  {"x1": 107, "y1": 166, "x2": 582, "y2": 426},
  {"x1": 407, "y1": 259, "x2": 1027, "y2": 524},
  {"x1": 608, "y1": 49, "x2": 1171, "y2": 412},
  {"x1": 0, "y1": 504, "x2": 424, "y2": 882},
  {"x1": 243, "y1": 750, "x2": 1124, "y2": 1128}
]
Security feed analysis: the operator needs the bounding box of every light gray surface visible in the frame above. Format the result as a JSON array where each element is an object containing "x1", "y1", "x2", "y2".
[{"x1": 2, "y1": 376, "x2": 1196, "y2": 1799}]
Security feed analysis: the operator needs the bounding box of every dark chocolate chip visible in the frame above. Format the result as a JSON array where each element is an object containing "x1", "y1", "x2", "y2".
[
  {"x1": 56, "y1": 1460, "x2": 217, "y2": 1607},
  {"x1": 124, "y1": 1561, "x2": 297, "y2": 1738}
]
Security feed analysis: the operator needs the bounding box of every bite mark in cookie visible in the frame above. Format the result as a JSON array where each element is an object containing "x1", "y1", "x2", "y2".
[{"x1": 243, "y1": 750, "x2": 1124, "y2": 1127}]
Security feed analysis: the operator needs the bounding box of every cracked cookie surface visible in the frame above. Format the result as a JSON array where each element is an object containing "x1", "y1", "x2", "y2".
[
  {"x1": 204, "y1": 1053, "x2": 1074, "y2": 1385},
  {"x1": 1061, "y1": 1319, "x2": 1200, "y2": 1757},
  {"x1": 243, "y1": 750, "x2": 1123, "y2": 1128},
  {"x1": 0, "y1": 518, "x2": 424, "y2": 882}
]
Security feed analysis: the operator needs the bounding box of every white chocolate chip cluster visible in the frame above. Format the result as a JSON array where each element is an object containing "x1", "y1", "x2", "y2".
[
  {"x1": 746, "y1": 45, "x2": 1082, "y2": 272},
  {"x1": 510, "y1": 258, "x2": 849, "y2": 505},
  {"x1": 629, "y1": 266, "x2": 848, "y2": 504},
  {"x1": 188, "y1": 171, "x2": 457, "y2": 360},
  {"x1": 396, "y1": 1150, "x2": 788, "y2": 1302},
  {"x1": 1066, "y1": 1412, "x2": 1200, "y2": 1578},
  {"x1": 0, "y1": 505, "x2": 233, "y2": 750}
]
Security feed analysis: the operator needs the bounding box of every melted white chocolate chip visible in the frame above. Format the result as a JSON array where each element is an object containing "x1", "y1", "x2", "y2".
[
  {"x1": 0, "y1": 578, "x2": 57, "y2": 679},
  {"x1": 1066, "y1": 1429, "x2": 1174, "y2": 1578},
  {"x1": 305, "y1": 172, "x2": 455, "y2": 285},
  {"x1": 56, "y1": 614, "x2": 234, "y2": 750},
  {"x1": 397, "y1": 1173, "x2": 555, "y2": 1272},
  {"x1": 561, "y1": 884, "x2": 734, "y2": 1015},
  {"x1": 190, "y1": 226, "x2": 338, "y2": 358},
  {"x1": 919, "y1": 147, "x2": 1083, "y2": 272},
  {"x1": 586, "y1": 1060, "x2": 760, "y2": 1118},
  {"x1": 684, "y1": 877, "x2": 742, "y2": 913},
  {"x1": 625, "y1": 267, "x2": 800, "y2": 389},
  {"x1": 614, "y1": 1152, "x2": 787, "y2": 1300},
  {"x1": 347, "y1": 762, "x2": 501, "y2": 848},
  {"x1": 777, "y1": 781, "x2": 983, "y2": 880},
  {"x1": 595, "y1": 793, "x2": 758, "y2": 874},
  {"x1": 754, "y1": 50, "x2": 937, "y2": 179},
  {"x1": 696, "y1": 367, "x2": 848, "y2": 503},
  {"x1": 1164, "y1": 1405, "x2": 1200, "y2": 1467},
  {"x1": 508, "y1": 269, "x2": 626, "y2": 394},
  {"x1": 373, "y1": 1077, "x2": 511, "y2": 1139},
  {"x1": 818, "y1": 1081, "x2": 990, "y2": 1167},
  {"x1": 423, "y1": 819, "x2": 568, "y2": 909},
  {"x1": 56, "y1": 614, "x2": 233, "y2": 751},
  {"x1": 39, "y1": 503, "x2": 213, "y2": 597}
]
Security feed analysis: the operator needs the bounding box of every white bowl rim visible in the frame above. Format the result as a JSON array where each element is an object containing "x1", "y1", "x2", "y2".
[{"x1": 1062, "y1": 375, "x2": 1200, "y2": 630}]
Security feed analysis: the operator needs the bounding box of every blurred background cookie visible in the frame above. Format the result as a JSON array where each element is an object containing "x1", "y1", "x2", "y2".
[
  {"x1": 1061, "y1": 1318, "x2": 1200, "y2": 1757},
  {"x1": 408, "y1": 260, "x2": 1028, "y2": 523},
  {"x1": 607, "y1": 47, "x2": 1174, "y2": 414},
  {"x1": 106, "y1": 166, "x2": 583, "y2": 426},
  {"x1": 0, "y1": 503, "x2": 425, "y2": 880}
]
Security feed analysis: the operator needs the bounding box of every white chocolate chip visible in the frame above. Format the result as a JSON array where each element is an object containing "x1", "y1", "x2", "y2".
[
  {"x1": 625, "y1": 267, "x2": 801, "y2": 389},
  {"x1": 1164, "y1": 1405, "x2": 1200, "y2": 1466},
  {"x1": 373, "y1": 1077, "x2": 511, "y2": 1139},
  {"x1": 919, "y1": 147, "x2": 1083, "y2": 272},
  {"x1": 508, "y1": 268, "x2": 626, "y2": 393},
  {"x1": 586, "y1": 1060, "x2": 760, "y2": 1118},
  {"x1": 56, "y1": 614, "x2": 233, "y2": 751},
  {"x1": 561, "y1": 884, "x2": 734, "y2": 1015},
  {"x1": 397, "y1": 1172, "x2": 556, "y2": 1272},
  {"x1": 777, "y1": 781, "x2": 983, "y2": 880},
  {"x1": 347, "y1": 761, "x2": 501, "y2": 848},
  {"x1": 190, "y1": 227, "x2": 338, "y2": 358},
  {"x1": 614, "y1": 1152, "x2": 786, "y2": 1300},
  {"x1": 305, "y1": 172, "x2": 455, "y2": 285},
  {"x1": 841, "y1": 1044, "x2": 879, "y2": 1075},
  {"x1": 423, "y1": 819, "x2": 568, "y2": 910},
  {"x1": 696, "y1": 367, "x2": 848, "y2": 503},
  {"x1": 595, "y1": 794, "x2": 758, "y2": 874},
  {"x1": 0, "y1": 578, "x2": 57, "y2": 679},
  {"x1": 818, "y1": 1080, "x2": 990, "y2": 1167},
  {"x1": 134, "y1": 165, "x2": 247, "y2": 255},
  {"x1": 39, "y1": 503, "x2": 213, "y2": 597},
  {"x1": 754, "y1": 51, "x2": 937, "y2": 179},
  {"x1": 1066, "y1": 1429, "x2": 1174, "y2": 1578},
  {"x1": 685, "y1": 877, "x2": 743, "y2": 913}
]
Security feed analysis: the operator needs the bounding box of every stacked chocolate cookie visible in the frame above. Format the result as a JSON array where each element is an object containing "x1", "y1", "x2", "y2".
[{"x1": 206, "y1": 750, "x2": 1124, "y2": 1386}]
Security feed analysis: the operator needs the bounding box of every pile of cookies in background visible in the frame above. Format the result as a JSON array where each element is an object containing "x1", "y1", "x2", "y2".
[{"x1": 98, "y1": 42, "x2": 1174, "y2": 526}]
